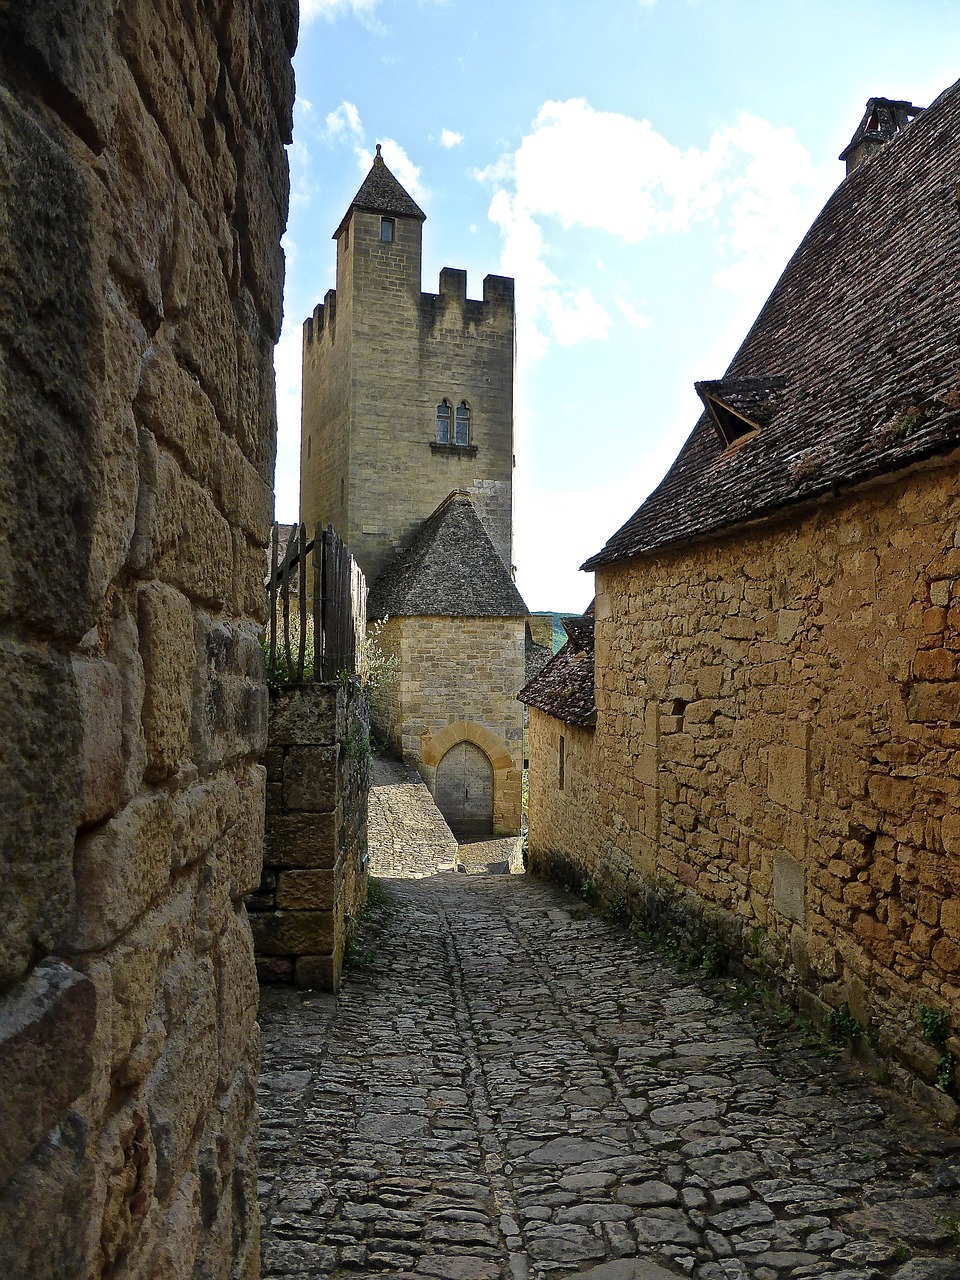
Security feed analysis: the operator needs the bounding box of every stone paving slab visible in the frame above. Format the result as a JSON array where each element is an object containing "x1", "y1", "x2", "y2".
[{"x1": 258, "y1": 874, "x2": 960, "y2": 1280}]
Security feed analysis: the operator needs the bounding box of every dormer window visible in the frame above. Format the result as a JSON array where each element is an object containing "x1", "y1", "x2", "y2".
[
  {"x1": 455, "y1": 401, "x2": 471, "y2": 445},
  {"x1": 694, "y1": 376, "x2": 789, "y2": 450},
  {"x1": 380, "y1": 217, "x2": 395, "y2": 243},
  {"x1": 436, "y1": 399, "x2": 452, "y2": 444},
  {"x1": 704, "y1": 396, "x2": 757, "y2": 448}
]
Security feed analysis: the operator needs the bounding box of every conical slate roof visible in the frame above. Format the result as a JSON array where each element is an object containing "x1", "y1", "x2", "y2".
[
  {"x1": 368, "y1": 492, "x2": 527, "y2": 620},
  {"x1": 334, "y1": 144, "x2": 426, "y2": 237}
]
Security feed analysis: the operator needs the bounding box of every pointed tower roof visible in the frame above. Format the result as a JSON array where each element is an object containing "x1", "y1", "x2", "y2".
[
  {"x1": 368, "y1": 492, "x2": 527, "y2": 620},
  {"x1": 334, "y1": 143, "x2": 427, "y2": 237}
]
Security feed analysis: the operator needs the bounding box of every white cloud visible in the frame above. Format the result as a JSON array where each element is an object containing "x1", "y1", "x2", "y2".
[
  {"x1": 477, "y1": 97, "x2": 834, "y2": 361},
  {"x1": 440, "y1": 128, "x2": 464, "y2": 149},
  {"x1": 615, "y1": 295, "x2": 651, "y2": 330},
  {"x1": 325, "y1": 101, "x2": 363, "y2": 140},
  {"x1": 301, "y1": 0, "x2": 381, "y2": 25}
]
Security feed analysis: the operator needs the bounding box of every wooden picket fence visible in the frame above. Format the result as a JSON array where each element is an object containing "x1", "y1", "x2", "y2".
[{"x1": 266, "y1": 523, "x2": 367, "y2": 684}]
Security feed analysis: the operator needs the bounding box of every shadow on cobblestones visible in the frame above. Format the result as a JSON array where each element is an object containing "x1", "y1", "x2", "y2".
[{"x1": 259, "y1": 873, "x2": 960, "y2": 1280}]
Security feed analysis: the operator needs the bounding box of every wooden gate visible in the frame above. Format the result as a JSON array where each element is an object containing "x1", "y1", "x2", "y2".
[{"x1": 435, "y1": 742, "x2": 493, "y2": 840}]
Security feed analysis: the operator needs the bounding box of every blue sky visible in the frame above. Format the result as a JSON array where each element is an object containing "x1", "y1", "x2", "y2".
[{"x1": 275, "y1": 0, "x2": 957, "y2": 611}]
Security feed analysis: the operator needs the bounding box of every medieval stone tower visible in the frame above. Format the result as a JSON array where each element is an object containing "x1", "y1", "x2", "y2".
[
  {"x1": 300, "y1": 148, "x2": 526, "y2": 837},
  {"x1": 300, "y1": 144, "x2": 516, "y2": 584}
]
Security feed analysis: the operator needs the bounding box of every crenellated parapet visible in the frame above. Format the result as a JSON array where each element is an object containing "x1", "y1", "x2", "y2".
[
  {"x1": 420, "y1": 269, "x2": 514, "y2": 332},
  {"x1": 304, "y1": 288, "x2": 338, "y2": 347}
]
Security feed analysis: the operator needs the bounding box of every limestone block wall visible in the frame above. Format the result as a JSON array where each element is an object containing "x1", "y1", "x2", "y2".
[
  {"x1": 0, "y1": 3, "x2": 295, "y2": 1275},
  {"x1": 250, "y1": 683, "x2": 369, "y2": 992},
  {"x1": 567, "y1": 454, "x2": 960, "y2": 1109},
  {"x1": 371, "y1": 615, "x2": 525, "y2": 834},
  {"x1": 526, "y1": 711, "x2": 598, "y2": 881}
]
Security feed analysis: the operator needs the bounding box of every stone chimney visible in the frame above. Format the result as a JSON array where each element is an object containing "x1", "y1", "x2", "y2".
[{"x1": 839, "y1": 97, "x2": 923, "y2": 175}]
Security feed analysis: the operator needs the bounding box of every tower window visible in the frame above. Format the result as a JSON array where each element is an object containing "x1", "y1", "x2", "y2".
[
  {"x1": 436, "y1": 399, "x2": 452, "y2": 444},
  {"x1": 455, "y1": 400, "x2": 471, "y2": 446},
  {"x1": 307, "y1": 435, "x2": 312, "y2": 459},
  {"x1": 380, "y1": 217, "x2": 395, "y2": 243}
]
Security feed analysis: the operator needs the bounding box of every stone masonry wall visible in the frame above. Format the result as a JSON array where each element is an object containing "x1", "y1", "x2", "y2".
[
  {"x1": 0, "y1": 4, "x2": 295, "y2": 1276},
  {"x1": 526, "y1": 711, "x2": 598, "y2": 882},
  {"x1": 372, "y1": 615, "x2": 525, "y2": 834},
  {"x1": 251, "y1": 683, "x2": 369, "y2": 992},
  {"x1": 562, "y1": 456, "x2": 960, "y2": 1112}
]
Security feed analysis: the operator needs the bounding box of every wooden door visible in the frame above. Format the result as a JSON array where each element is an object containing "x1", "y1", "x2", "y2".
[{"x1": 435, "y1": 742, "x2": 493, "y2": 840}]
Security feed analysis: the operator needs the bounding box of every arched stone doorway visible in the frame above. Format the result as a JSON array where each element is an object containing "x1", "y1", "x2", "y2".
[{"x1": 435, "y1": 741, "x2": 493, "y2": 840}]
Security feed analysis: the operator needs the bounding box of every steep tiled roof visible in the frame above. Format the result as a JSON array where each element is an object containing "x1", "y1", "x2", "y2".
[
  {"x1": 368, "y1": 491, "x2": 527, "y2": 619},
  {"x1": 518, "y1": 611, "x2": 596, "y2": 726},
  {"x1": 584, "y1": 79, "x2": 960, "y2": 571},
  {"x1": 334, "y1": 145, "x2": 426, "y2": 237}
]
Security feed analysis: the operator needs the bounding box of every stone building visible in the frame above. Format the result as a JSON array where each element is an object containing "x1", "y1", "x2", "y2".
[
  {"x1": 0, "y1": 3, "x2": 295, "y2": 1275},
  {"x1": 369, "y1": 491, "x2": 526, "y2": 837},
  {"x1": 525, "y1": 82, "x2": 960, "y2": 1107},
  {"x1": 520, "y1": 610, "x2": 597, "y2": 865},
  {"x1": 301, "y1": 151, "x2": 528, "y2": 835}
]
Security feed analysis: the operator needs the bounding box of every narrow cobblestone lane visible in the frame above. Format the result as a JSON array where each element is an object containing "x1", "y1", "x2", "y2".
[{"x1": 259, "y1": 872, "x2": 960, "y2": 1280}]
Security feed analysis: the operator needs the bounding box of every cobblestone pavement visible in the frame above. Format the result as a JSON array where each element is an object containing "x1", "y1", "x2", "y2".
[
  {"x1": 367, "y1": 758, "x2": 458, "y2": 878},
  {"x1": 259, "y1": 872, "x2": 960, "y2": 1280}
]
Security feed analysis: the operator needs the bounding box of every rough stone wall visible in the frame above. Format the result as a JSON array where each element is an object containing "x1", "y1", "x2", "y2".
[
  {"x1": 300, "y1": 210, "x2": 515, "y2": 584},
  {"x1": 252, "y1": 683, "x2": 369, "y2": 992},
  {"x1": 372, "y1": 615, "x2": 525, "y2": 834},
  {"x1": 566, "y1": 455, "x2": 960, "y2": 1109},
  {"x1": 0, "y1": 3, "x2": 295, "y2": 1275},
  {"x1": 526, "y1": 711, "x2": 598, "y2": 881}
]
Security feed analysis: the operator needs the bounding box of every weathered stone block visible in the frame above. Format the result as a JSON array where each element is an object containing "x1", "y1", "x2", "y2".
[
  {"x1": 0, "y1": 0, "x2": 118, "y2": 149},
  {"x1": 249, "y1": 911, "x2": 334, "y2": 957},
  {"x1": 139, "y1": 582, "x2": 194, "y2": 780},
  {"x1": 268, "y1": 684, "x2": 340, "y2": 746},
  {"x1": 69, "y1": 791, "x2": 173, "y2": 952},
  {"x1": 96, "y1": 1101, "x2": 156, "y2": 1274},
  {"x1": 0, "y1": 961, "x2": 96, "y2": 1191},
  {"x1": 264, "y1": 811, "x2": 337, "y2": 869},
  {"x1": 0, "y1": 639, "x2": 82, "y2": 986},
  {"x1": 767, "y1": 744, "x2": 807, "y2": 812},
  {"x1": 73, "y1": 656, "x2": 125, "y2": 827},
  {"x1": 772, "y1": 852, "x2": 806, "y2": 924},
  {"x1": 276, "y1": 870, "x2": 335, "y2": 911},
  {"x1": 214, "y1": 909, "x2": 258, "y2": 1092},
  {"x1": 914, "y1": 647, "x2": 956, "y2": 680},
  {"x1": 283, "y1": 745, "x2": 339, "y2": 812},
  {"x1": 148, "y1": 953, "x2": 217, "y2": 1200},
  {"x1": 907, "y1": 680, "x2": 960, "y2": 723}
]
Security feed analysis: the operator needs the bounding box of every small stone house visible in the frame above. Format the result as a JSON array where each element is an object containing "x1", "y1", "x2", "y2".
[
  {"x1": 369, "y1": 491, "x2": 526, "y2": 837},
  {"x1": 526, "y1": 81, "x2": 960, "y2": 1106},
  {"x1": 519, "y1": 610, "x2": 597, "y2": 866}
]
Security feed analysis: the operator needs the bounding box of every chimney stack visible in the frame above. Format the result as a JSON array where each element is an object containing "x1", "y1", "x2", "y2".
[{"x1": 839, "y1": 97, "x2": 923, "y2": 175}]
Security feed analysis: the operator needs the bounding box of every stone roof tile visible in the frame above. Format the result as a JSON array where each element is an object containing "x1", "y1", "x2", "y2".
[
  {"x1": 584, "y1": 78, "x2": 960, "y2": 571},
  {"x1": 518, "y1": 611, "x2": 596, "y2": 726},
  {"x1": 368, "y1": 491, "x2": 527, "y2": 619},
  {"x1": 334, "y1": 145, "x2": 426, "y2": 237}
]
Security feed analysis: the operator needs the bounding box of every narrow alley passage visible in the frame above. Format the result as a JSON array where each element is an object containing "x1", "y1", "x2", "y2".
[{"x1": 258, "y1": 870, "x2": 960, "y2": 1280}]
